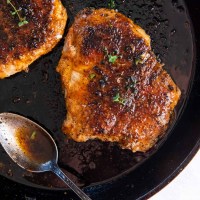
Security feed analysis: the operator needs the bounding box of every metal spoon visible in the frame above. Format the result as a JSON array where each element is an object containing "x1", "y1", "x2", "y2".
[{"x1": 0, "y1": 112, "x2": 91, "y2": 200}]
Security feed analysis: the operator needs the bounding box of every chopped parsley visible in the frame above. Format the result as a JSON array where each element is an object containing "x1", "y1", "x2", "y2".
[
  {"x1": 135, "y1": 52, "x2": 150, "y2": 65},
  {"x1": 113, "y1": 93, "x2": 126, "y2": 105},
  {"x1": 103, "y1": 47, "x2": 118, "y2": 64},
  {"x1": 135, "y1": 58, "x2": 143, "y2": 65},
  {"x1": 89, "y1": 73, "x2": 96, "y2": 79},
  {"x1": 108, "y1": 0, "x2": 116, "y2": 9},
  {"x1": 30, "y1": 131, "x2": 36, "y2": 140},
  {"x1": 108, "y1": 55, "x2": 118, "y2": 64}
]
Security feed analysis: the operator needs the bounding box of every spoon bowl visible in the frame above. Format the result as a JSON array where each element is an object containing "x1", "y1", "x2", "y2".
[
  {"x1": 0, "y1": 112, "x2": 91, "y2": 200},
  {"x1": 0, "y1": 113, "x2": 57, "y2": 172}
]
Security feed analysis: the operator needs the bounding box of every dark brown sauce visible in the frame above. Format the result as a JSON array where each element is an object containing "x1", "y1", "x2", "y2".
[{"x1": 15, "y1": 127, "x2": 54, "y2": 164}]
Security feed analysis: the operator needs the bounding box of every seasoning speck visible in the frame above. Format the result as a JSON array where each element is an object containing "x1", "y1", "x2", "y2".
[
  {"x1": 113, "y1": 93, "x2": 127, "y2": 105},
  {"x1": 89, "y1": 73, "x2": 96, "y2": 79},
  {"x1": 30, "y1": 131, "x2": 37, "y2": 140},
  {"x1": 108, "y1": 55, "x2": 118, "y2": 64}
]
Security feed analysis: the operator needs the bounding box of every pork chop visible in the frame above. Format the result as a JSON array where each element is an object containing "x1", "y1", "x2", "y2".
[
  {"x1": 57, "y1": 8, "x2": 181, "y2": 152},
  {"x1": 0, "y1": 0, "x2": 67, "y2": 78}
]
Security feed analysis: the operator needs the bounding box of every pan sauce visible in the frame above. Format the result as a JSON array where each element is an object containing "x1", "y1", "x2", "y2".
[{"x1": 15, "y1": 127, "x2": 53, "y2": 164}]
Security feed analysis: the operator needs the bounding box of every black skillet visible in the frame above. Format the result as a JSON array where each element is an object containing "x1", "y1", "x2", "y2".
[{"x1": 0, "y1": 0, "x2": 199, "y2": 199}]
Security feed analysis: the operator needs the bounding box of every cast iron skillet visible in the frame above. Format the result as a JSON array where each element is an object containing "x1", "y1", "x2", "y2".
[{"x1": 0, "y1": 0, "x2": 199, "y2": 199}]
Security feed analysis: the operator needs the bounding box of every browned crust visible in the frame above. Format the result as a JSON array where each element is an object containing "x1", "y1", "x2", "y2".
[
  {"x1": 57, "y1": 8, "x2": 181, "y2": 152},
  {"x1": 0, "y1": 0, "x2": 67, "y2": 78}
]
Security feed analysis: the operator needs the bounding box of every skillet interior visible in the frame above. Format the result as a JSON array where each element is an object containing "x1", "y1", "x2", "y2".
[{"x1": 0, "y1": 0, "x2": 197, "y2": 199}]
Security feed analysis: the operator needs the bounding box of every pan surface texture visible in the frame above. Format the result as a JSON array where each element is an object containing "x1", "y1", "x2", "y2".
[{"x1": 0, "y1": 0, "x2": 199, "y2": 199}]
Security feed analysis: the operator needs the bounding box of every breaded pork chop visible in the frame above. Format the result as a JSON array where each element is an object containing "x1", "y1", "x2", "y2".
[
  {"x1": 57, "y1": 8, "x2": 181, "y2": 152},
  {"x1": 0, "y1": 0, "x2": 67, "y2": 79}
]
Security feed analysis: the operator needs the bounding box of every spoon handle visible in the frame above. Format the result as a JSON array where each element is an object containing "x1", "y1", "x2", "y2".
[{"x1": 51, "y1": 163, "x2": 92, "y2": 200}]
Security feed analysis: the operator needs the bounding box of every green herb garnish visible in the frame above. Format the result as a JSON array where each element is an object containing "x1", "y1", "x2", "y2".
[
  {"x1": 108, "y1": 0, "x2": 115, "y2": 9},
  {"x1": 135, "y1": 52, "x2": 150, "y2": 65},
  {"x1": 89, "y1": 73, "x2": 96, "y2": 79},
  {"x1": 7, "y1": 0, "x2": 28, "y2": 27},
  {"x1": 113, "y1": 93, "x2": 126, "y2": 105},
  {"x1": 103, "y1": 47, "x2": 118, "y2": 64},
  {"x1": 30, "y1": 131, "x2": 36, "y2": 140},
  {"x1": 135, "y1": 58, "x2": 143, "y2": 65},
  {"x1": 108, "y1": 55, "x2": 118, "y2": 64},
  {"x1": 18, "y1": 19, "x2": 28, "y2": 27}
]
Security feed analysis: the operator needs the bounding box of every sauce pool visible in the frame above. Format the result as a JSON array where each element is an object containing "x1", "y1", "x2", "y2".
[{"x1": 15, "y1": 127, "x2": 54, "y2": 164}]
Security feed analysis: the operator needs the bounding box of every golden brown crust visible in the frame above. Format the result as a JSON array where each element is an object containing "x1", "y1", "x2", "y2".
[
  {"x1": 57, "y1": 8, "x2": 181, "y2": 152},
  {"x1": 0, "y1": 0, "x2": 67, "y2": 78}
]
